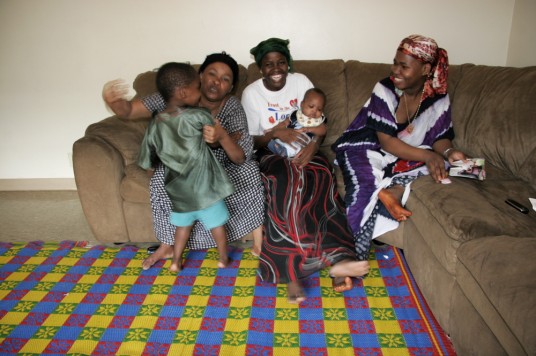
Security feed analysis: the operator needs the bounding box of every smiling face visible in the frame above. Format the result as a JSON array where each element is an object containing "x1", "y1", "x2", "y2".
[
  {"x1": 199, "y1": 62, "x2": 234, "y2": 103},
  {"x1": 390, "y1": 51, "x2": 431, "y2": 94},
  {"x1": 260, "y1": 51, "x2": 289, "y2": 91}
]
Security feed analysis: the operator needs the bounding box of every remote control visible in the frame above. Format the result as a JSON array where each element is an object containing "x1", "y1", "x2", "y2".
[{"x1": 505, "y1": 199, "x2": 529, "y2": 214}]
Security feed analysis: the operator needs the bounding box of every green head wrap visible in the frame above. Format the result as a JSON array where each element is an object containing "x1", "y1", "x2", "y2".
[{"x1": 250, "y1": 37, "x2": 293, "y2": 72}]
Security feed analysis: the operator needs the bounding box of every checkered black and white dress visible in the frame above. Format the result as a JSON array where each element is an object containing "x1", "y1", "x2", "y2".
[{"x1": 143, "y1": 94, "x2": 264, "y2": 249}]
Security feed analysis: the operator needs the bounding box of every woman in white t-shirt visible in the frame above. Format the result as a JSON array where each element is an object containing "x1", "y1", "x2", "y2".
[{"x1": 241, "y1": 38, "x2": 370, "y2": 304}]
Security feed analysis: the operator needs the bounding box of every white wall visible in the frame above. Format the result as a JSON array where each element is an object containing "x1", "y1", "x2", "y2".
[
  {"x1": 507, "y1": 0, "x2": 536, "y2": 67},
  {"x1": 1, "y1": 0, "x2": 531, "y2": 186}
]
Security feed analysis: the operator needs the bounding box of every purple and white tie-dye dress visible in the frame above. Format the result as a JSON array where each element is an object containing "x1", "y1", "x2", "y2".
[{"x1": 332, "y1": 77, "x2": 454, "y2": 259}]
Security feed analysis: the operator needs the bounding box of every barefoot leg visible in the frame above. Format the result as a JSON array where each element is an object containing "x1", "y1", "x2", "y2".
[
  {"x1": 170, "y1": 226, "x2": 192, "y2": 273},
  {"x1": 251, "y1": 225, "x2": 263, "y2": 257},
  {"x1": 142, "y1": 243, "x2": 174, "y2": 270},
  {"x1": 287, "y1": 281, "x2": 306, "y2": 304},
  {"x1": 169, "y1": 258, "x2": 182, "y2": 273},
  {"x1": 329, "y1": 259, "x2": 370, "y2": 279},
  {"x1": 211, "y1": 226, "x2": 230, "y2": 268},
  {"x1": 378, "y1": 186, "x2": 412, "y2": 222}
]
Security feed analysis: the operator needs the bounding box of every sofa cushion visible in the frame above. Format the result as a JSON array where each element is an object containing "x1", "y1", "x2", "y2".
[
  {"x1": 456, "y1": 236, "x2": 536, "y2": 356},
  {"x1": 517, "y1": 146, "x2": 536, "y2": 191},
  {"x1": 450, "y1": 65, "x2": 536, "y2": 189},
  {"x1": 408, "y1": 163, "x2": 536, "y2": 275},
  {"x1": 120, "y1": 164, "x2": 150, "y2": 203},
  {"x1": 85, "y1": 116, "x2": 150, "y2": 166},
  {"x1": 344, "y1": 61, "x2": 390, "y2": 124}
]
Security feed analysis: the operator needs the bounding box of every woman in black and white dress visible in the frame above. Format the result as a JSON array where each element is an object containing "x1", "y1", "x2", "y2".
[{"x1": 103, "y1": 52, "x2": 264, "y2": 269}]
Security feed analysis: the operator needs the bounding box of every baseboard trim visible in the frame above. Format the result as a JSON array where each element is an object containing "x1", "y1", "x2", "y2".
[{"x1": 0, "y1": 178, "x2": 77, "y2": 191}]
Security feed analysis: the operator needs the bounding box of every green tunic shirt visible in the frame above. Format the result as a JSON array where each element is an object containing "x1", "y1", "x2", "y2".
[{"x1": 138, "y1": 107, "x2": 234, "y2": 213}]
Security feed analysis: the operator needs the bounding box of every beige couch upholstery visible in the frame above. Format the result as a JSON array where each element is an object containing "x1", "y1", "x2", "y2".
[{"x1": 73, "y1": 60, "x2": 536, "y2": 355}]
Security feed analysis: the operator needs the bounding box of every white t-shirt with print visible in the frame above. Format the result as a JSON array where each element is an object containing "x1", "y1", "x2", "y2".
[{"x1": 241, "y1": 72, "x2": 314, "y2": 136}]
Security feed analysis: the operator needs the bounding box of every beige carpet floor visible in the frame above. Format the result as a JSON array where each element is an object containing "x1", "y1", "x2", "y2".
[
  {"x1": 0, "y1": 190, "x2": 252, "y2": 249},
  {"x1": 0, "y1": 190, "x2": 98, "y2": 245}
]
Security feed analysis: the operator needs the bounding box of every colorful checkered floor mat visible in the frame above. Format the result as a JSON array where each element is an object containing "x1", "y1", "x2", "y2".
[{"x1": 0, "y1": 241, "x2": 455, "y2": 355}]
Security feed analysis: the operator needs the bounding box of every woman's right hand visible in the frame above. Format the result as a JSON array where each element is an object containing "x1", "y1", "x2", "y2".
[
  {"x1": 273, "y1": 126, "x2": 308, "y2": 148},
  {"x1": 425, "y1": 151, "x2": 448, "y2": 182}
]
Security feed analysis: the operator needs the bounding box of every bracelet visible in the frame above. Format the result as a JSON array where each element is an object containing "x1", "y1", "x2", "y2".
[{"x1": 443, "y1": 147, "x2": 454, "y2": 159}]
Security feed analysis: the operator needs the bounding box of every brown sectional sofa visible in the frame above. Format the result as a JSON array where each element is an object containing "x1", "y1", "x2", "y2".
[{"x1": 73, "y1": 60, "x2": 536, "y2": 355}]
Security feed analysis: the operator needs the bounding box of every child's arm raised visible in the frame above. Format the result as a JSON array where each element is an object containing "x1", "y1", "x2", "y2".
[{"x1": 102, "y1": 79, "x2": 151, "y2": 119}]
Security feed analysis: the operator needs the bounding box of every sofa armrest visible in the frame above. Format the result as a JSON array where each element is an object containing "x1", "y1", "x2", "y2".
[{"x1": 73, "y1": 115, "x2": 150, "y2": 243}]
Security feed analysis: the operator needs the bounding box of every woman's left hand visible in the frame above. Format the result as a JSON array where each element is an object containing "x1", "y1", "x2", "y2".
[{"x1": 446, "y1": 148, "x2": 467, "y2": 164}]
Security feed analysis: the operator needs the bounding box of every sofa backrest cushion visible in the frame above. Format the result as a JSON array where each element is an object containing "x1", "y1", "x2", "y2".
[
  {"x1": 450, "y1": 65, "x2": 536, "y2": 187},
  {"x1": 345, "y1": 61, "x2": 391, "y2": 124}
]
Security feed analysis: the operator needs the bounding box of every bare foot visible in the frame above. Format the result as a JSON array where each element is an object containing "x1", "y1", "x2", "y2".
[
  {"x1": 378, "y1": 187, "x2": 412, "y2": 222},
  {"x1": 332, "y1": 276, "x2": 353, "y2": 293},
  {"x1": 287, "y1": 281, "x2": 306, "y2": 304},
  {"x1": 251, "y1": 226, "x2": 263, "y2": 257},
  {"x1": 142, "y1": 244, "x2": 173, "y2": 270},
  {"x1": 329, "y1": 259, "x2": 370, "y2": 279},
  {"x1": 169, "y1": 261, "x2": 182, "y2": 273},
  {"x1": 217, "y1": 257, "x2": 231, "y2": 268}
]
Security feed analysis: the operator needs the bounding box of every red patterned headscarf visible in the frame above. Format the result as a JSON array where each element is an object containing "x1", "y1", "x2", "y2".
[{"x1": 397, "y1": 34, "x2": 449, "y2": 99}]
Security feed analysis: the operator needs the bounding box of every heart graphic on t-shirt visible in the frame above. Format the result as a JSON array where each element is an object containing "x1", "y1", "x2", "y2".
[
  {"x1": 289, "y1": 99, "x2": 298, "y2": 108},
  {"x1": 269, "y1": 116, "x2": 276, "y2": 124}
]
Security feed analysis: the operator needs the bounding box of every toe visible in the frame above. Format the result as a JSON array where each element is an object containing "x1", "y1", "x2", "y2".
[
  {"x1": 332, "y1": 276, "x2": 353, "y2": 292},
  {"x1": 142, "y1": 257, "x2": 156, "y2": 270}
]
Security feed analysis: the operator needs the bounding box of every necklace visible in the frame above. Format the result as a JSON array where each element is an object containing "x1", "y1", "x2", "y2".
[{"x1": 403, "y1": 87, "x2": 425, "y2": 134}]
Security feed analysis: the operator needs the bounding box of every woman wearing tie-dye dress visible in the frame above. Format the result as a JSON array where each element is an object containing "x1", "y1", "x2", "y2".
[{"x1": 333, "y1": 35, "x2": 468, "y2": 260}]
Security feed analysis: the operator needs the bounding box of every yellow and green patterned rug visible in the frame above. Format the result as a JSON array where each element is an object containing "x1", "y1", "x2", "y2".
[{"x1": 0, "y1": 241, "x2": 455, "y2": 355}]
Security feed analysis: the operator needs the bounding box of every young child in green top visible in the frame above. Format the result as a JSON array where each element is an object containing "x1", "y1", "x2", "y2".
[{"x1": 138, "y1": 62, "x2": 235, "y2": 272}]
